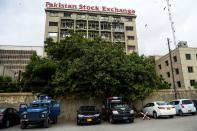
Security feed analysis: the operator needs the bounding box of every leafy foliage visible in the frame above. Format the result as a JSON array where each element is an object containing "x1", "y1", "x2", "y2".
[
  {"x1": 22, "y1": 33, "x2": 170, "y2": 100},
  {"x1": 0, "y1": 76, "x2": 19, "y2": 92}
]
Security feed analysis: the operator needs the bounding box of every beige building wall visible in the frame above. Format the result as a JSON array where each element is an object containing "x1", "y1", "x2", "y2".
[
  {"x1": 155, "y1": 47, "x2": 197, "y2": 90},
  {"x1": 44, "y1": 8, "x2": 138, "y2": 54}
]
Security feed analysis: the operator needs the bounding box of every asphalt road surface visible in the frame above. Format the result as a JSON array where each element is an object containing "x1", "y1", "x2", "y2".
[{"x1": 2, "y1": 115, "x2": 197, "y2": 131}]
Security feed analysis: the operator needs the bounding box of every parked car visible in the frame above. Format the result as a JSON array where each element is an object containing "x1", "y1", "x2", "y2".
[
  {"x1": 143, "y1": 101, "x2": 176, "y2": 118},
  {"x1": 169, "y1": 99, "x2": 196, "y2": 116},
  {"x1": 19, "y1": 95, "x2": 60, "y2": 129},
  {"x1": 0, "y1": 107, "x2": 20, "y2": 128},
  {"x1": 102, "y1": 97, "x2": 134, "y2": 123},
  {"x1": 192, "y1": 99, "x2": 197, "y2": 112},
  {"x1": 76, "y1": 106, "x2": 101, "y2": 125}
]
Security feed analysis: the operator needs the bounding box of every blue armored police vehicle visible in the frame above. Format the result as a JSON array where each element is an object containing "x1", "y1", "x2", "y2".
[{"x1": 19, "y1": 95, "x2": 60, "y2": 129}]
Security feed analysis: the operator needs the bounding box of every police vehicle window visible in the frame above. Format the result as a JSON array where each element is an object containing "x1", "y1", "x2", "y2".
[
  {"x1": 31, "y1": 103, "x2": 39, "y2": 107},
  {"x1": 41, "y1": 103, "x2": 49, "y2": 107}
]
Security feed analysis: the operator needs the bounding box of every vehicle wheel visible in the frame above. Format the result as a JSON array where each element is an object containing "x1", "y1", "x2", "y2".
[
  {"x1": 20, "y1": 122, "x2": 27, "y2": 129},
  {"x1": 169, "y1": 115, "x2": 174, "y2": 118},
  {"x1": 109, "y1": 115, "x2": 114, "y2": 124},
  {"x1": 179, "y1": 110, "x2": 184, "y2": 116},
  {"x1": 43, "y1": 117, "x2": 50, "y2": 128},
  {"x1": 192, "y1": 112, "x2": 195, "y2": 115},
  {"x1": 153, "y1": 112, "x2": 157, "y2": 119},
  {"x1": 5, "y1": 120, "x2": 10, "y2": 128}
]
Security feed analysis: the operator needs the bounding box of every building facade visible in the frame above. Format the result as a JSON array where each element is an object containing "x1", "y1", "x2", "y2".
[
  {"x1": 155, "y1": 42, "x2": 197, "y2": 89},
  {"x1": 0, "y1": 45, "x2": 44, "y2": 74},
  {"x1": 44, "y1": 2, "x2": 138, "y2": 54}
]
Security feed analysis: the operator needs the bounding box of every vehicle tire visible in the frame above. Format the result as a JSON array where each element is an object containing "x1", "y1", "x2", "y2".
[
  {"x1": 4, "y1": 120, "x2": 10, "y2": 128},
  {"x1": 179, "y1": 110, "x2": 184, "y2": 116},
  {"x1": 43, "y1": 117, "x2": 50, "y2": 128},
  {"x1": 192, "y1": 112, "x2": 195, "y2": 115},
  {"x1": 20, "y1": 122, "x2": 27, "y2": 129},
  {"x1": 153, "y1": 112, "x2": 157, "y2": 119},
  {"x1": 109, "y1": 115, "x2": 114, "y2": 124},
  {"x1": 169, "y1": 115, "x2": 174, "y2": 118}
]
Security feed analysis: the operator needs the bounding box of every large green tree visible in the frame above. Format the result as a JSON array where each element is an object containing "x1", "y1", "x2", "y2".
[{"x1": 23, "y1": 33, "x2": 169, "y2": 100}]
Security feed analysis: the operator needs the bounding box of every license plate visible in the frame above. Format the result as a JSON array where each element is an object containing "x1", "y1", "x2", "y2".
[
  {"x1": 167, "y1": 108, "x2": 170, "y2": 110},
  {"x1": 123, "y1": 117, "x2": 128, "y2": 120},
  {"x1": 188, "y1": 110, "x2": 191, "y2": 112},
  {"x1": 87, "y1": 118, "x2": 92, "y2": 122}
]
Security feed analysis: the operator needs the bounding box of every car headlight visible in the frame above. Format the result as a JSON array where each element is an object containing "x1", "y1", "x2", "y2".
[
  {"x1": 130, "y1": 110, "x2": 134, "y2": 114},
  {"x1": 112, "y1": 110, "x2": 119, "y2": 115},
  {"x1": 78, "y1": 114, "x2": 84, "y2": 118},
  {"x1": 94, "y1": 114, "x2": 100, "y2": 117},
  {"x1": 41, "y1": 111, "x2": 48, "y2": 118}
]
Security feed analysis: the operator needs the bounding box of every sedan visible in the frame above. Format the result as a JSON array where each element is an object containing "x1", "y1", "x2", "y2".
[
  {"x1": 143, "y1": 101, "x2": 176, "y2": 118},
  {"x1": 77, "y1": 106, "x2": 101, "y2": 125},
  {"x1": 0, "y1": 107, "x2": 20, "y2": 128}
]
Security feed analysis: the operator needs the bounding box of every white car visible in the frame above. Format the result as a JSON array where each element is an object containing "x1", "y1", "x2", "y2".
[
  {"x1": 143, "y1": 101, "x2": 176, "y2": 118},
  {"x1": 169, "y1": 99, "x2": 196, "y2": 116}
]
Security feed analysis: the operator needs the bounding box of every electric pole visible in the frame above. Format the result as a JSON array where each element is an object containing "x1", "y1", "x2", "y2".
[{"x1": 167, "y1": 38, "x2": 178, "y2": 99}]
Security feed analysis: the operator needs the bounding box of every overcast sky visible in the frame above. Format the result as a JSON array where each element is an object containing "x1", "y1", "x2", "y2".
[{"x1": 0, "y1": 0, "x2": 196, "y2": 55}]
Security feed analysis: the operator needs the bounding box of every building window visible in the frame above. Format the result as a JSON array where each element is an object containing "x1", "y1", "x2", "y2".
[
  {"x1": 64, "y1": 13, "x2": 71, "y2": 17},
  {"x1": 126, "y1": 17, "x2": 132, "y2": 22},
  {"x1": 185, "y1": 54, "x2": 191, "y2": 60},
  {"x1": 127, "y1": 36, "x2": 135, "y2": 40},
  {"x1": 50, "y1": 11, "x2": 58, "y2": 17},
  {"x1": 126, "y1": 26, "x2": 133, "y2": 31},
  {"x1": 177, "y1": 81, "x2": 181, "y2": 88},
  {"x1": 190, "y1": 80, "x2": 195, "y2": 86},
  {"x1": 175, "y1": 68, "x2": 179, "y2": 75},
  {"x1": 158, "y1": 64, "x2": 162, "y2": 69},
  {"x1": 173, "y1": 56, "x2": 177, "y2": 62},
  {"x1": 165, "y1": 60, "x2": 169, "y2": 66},
  {"x1": 127, "y1": 46, "x2": 135, "y2": 52},
  {"x1": 49, "y1": 22, "x2": 58, "y2": 26},
  {"x1": 167, "y1": 72, "x2": 170, "y2": 78},
  {"x1": 188, "y1": 66, "x2": 194, "y2": 73}
]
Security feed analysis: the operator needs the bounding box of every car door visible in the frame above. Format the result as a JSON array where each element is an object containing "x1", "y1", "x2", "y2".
[
  {"x1": 6, "y1": 108, "x2": 13, "y2": 126},
  {"x1": 143, "y1": 103, "x2": 151, "y2": 115},
  {"x1": 170, "y1": 101, "x2": 179, "y2": 114},
  {"x1": 148, "y1": 103, "x2": 155, "y2": 116}
]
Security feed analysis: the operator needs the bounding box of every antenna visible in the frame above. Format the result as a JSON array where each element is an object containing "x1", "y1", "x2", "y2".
[{"x1": 165, "y1": 0, "x2": 177, "y2": 48}]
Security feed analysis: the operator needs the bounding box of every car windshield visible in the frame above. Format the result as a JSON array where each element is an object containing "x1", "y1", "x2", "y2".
[
  {"x1": 182, "y1": 100, "x2": 192, "y2": 104},
  {"x1": 80, "y1": 106, "x2": 96, "y2": 111},
  {"x1": 0, "y1": 108, "x2": 6, "y2": 113},
  {"x1": 157, "y1": 102, "x2": 168, "y2": 105},
  {"x1": 30, "y1": 103, "x2": 49, "y2": 108}
]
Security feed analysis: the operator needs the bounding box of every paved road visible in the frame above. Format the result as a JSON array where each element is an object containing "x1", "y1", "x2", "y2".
[{"x1": 2, "y1": 115, "x2": 197, "y2": 131}]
